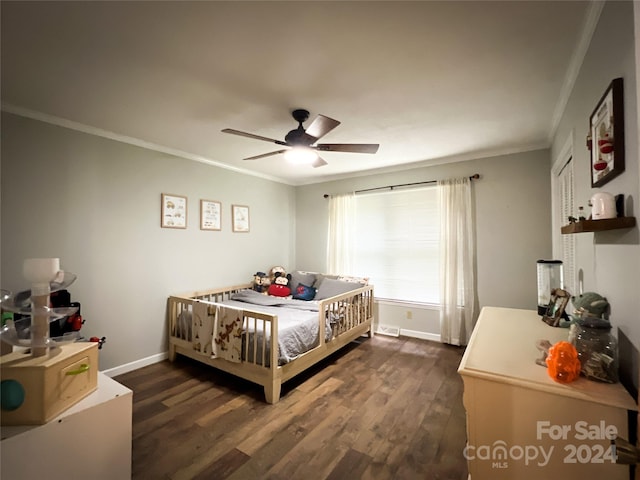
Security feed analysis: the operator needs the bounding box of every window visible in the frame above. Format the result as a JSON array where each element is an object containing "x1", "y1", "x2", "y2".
[{"x1": 352, "y1": 187, "x2": 439, "y2": 303}]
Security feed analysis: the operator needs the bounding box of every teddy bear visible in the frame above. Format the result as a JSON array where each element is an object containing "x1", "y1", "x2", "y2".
[
  {"x1": 252, "y1": 271, "x2": 270, "y2": 294},
  {"x1": 268, "y1": 266, "x2": 286, "y2": 285},
  {"x1": 268, "y1": 271, "x2": 292, "y2": 297}
]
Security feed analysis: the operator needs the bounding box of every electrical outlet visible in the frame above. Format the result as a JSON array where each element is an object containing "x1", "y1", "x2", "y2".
[{"x1": 406, "y1": 310, "x2": 412, "y2": 319}]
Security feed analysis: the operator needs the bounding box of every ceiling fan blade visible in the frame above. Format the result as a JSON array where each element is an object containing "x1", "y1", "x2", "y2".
[
  {"x1": 222, "y1": 128, "x2": 287, "y2": 146},
  {"x1": 243, "y1": 149, "x2": 288, "y2": 161},
  {"x1": 304, "y1": 115, "x2": 341, "y2": 141},
  {"x1": 312, "y1": 156, "x2": 328, "y2": 168},
  {"x1": 316, "y1": 143, "x2": 379, "y2": 154}
]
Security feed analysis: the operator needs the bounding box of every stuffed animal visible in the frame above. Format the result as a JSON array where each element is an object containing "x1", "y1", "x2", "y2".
[
  {"x1": 567, "y1": 291, "x2": 611, "y2": 345},
  {"x1": 571, "y1": 292, "x2": 610, "y2": 320},
  {"x1": 252, "y1": 271, "x2": 270, "y2": 293},
  {"x1": 268, "y1": 271, "x2": 292, "y2": 297},
  {"x1": 269, "y1": 266, "x2": 286, "y2": 285}
]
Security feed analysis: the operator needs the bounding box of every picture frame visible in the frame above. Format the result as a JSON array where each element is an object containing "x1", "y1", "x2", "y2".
[
  {"x1": 200, "y1": 199, "x2": 221, "y2": 231},
  {"x1": 161, "y1": 193, "x2": 187, "y2": 229},
  {"x1": 589, "y1": 78, "x2": 624, "y2": 188},
  {"x1": 231, "y1": 204, "x2": 250, "y2": 232},
  {"x1": 542, "y1": 288, "x2": 571, "y2": 327}
]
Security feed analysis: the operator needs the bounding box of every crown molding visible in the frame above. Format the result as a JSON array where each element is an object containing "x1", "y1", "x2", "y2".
[
  {"x1": 298, "y1": 141, "x2": 550, "y2": 186},
  {"x1": 1, "y1": 103, "x2": 294, "y2": 186},
  {"x1": 548, "y1": 0, "x2": 605, "y2": 143}
]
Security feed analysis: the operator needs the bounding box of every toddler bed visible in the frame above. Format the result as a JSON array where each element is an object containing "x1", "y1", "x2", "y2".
[{"x1": 167, "y1": 275, "x2": 374, "y2": 403}]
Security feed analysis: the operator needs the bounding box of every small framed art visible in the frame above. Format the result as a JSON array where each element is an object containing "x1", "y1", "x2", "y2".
[
  {"x1": 541, "y1": 288, "x2": 571, "y2": 327},
  {"x1": 589, "y1": 77, "x2": 624, "y2": 188},
  {"x1": 200, "y1": 200, "x2": 221, "y2": 231},
  {"x1": 232, "y1": 204, "x2": 250, "y2": 232},
  {"x1": 161, "y1": 193, "x2": 187, "y2": 229}
]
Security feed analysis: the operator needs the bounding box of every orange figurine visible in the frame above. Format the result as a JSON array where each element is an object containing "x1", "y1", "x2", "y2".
[{"x1": 546, "y1": 341, "x2": 581, "y2": 383}]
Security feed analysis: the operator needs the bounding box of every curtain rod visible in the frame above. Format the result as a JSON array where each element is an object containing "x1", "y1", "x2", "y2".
[{"x1": 323, "y1": 173, "x2": 480, "y2": 198}]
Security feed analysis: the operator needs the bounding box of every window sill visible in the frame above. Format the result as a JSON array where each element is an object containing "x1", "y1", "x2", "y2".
[{"x1": 375, "y1": 298, "x2": 440, "y2": 310}]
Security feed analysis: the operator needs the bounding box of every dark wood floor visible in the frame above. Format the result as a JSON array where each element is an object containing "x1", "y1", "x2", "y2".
[{"x1": 115, "y1": 335, "x2": 468, "y2": 480}]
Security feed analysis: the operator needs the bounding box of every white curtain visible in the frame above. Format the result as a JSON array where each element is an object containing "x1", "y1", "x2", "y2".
[
  {"x1": 326, "y1": 192, "x2": 355, "y2": 275},
  {"x1": 438, "y1": 178, "x2": 476, "y2": 346}
]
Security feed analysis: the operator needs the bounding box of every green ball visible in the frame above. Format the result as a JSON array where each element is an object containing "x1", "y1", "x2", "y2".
[{"x1": 1, "y1": 379, "x2": 25, "y2": 411}]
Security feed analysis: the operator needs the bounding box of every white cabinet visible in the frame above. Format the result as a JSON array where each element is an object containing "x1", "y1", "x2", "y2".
[
  {"x1": 458, "y1": 307, "x2": 636, "y2": 479},
  {"x1": 1, "y1": 372, "x2": 132, "y2": 480}
]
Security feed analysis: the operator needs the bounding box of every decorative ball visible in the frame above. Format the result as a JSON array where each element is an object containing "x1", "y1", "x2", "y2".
[
  {"x1": 546, "y1": 341, "x2": 581, "y2": 383},
  {"x1": 1, "y1": 379, "x2": 25, "y2": 411}
]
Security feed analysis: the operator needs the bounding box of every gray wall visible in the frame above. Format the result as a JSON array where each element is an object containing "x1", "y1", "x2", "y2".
[
  {"x1": 1, "y1": 111, "x2": 553, "y2": 365},
  {"x1": 1, "y1": 113, "x2": 295, "y2": 371},
  {"x1": 295, "y1": 149, "x2": 552, "y2": 337},
  {"x1": 4, "y1": 0, "x2": 635, "y2": 370},
  {"x1": 551, "y1": 0, "x2": 639, "y2": 353}
]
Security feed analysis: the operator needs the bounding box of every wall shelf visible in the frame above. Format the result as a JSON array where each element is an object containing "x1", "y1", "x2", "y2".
[{"x1": 561, "y1": 216, "x2": 636, "y2": 234}]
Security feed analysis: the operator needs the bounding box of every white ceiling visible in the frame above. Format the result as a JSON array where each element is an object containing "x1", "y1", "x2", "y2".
[{"x1": 1, "y1": 1, "x2": 595, "y2": 185}]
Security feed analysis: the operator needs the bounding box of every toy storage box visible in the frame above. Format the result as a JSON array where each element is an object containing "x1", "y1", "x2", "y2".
[{"x1": 1, "y1": 342, "x2": 98, "y2": 425}]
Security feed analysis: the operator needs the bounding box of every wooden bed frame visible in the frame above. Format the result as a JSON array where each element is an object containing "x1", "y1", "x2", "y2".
[{"x1": 167, "y1": 283, "x2": 374, "y2": 403}]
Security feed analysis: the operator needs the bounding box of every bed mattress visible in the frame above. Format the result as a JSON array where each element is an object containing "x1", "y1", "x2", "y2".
[{"x1": 224, "y1": 289, "x2": 332, "y2": 365}]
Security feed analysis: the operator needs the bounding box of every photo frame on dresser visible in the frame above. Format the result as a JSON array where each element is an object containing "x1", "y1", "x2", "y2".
[
  {"x1": 590, "y1": 77, "x2": 624, "y2": 188},
  {"x1": 542, "y1": 288, "x2": 571, "y2": 327}
]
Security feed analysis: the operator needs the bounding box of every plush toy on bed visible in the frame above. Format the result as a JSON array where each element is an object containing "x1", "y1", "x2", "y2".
[
  {"x1": 268, "y1": 271, "x2": 292, "y2": 297},
  {"x1": 269, "y1": 266, "x2": 285, "y2": 284},
  {"x1": 252, "y1": 271, "x2": 270, "y2": 294}
]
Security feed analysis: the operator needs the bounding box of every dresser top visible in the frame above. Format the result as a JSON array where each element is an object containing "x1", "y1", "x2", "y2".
[{"x1": 458, "y1": 306, "x2": 637, "y2": 411}]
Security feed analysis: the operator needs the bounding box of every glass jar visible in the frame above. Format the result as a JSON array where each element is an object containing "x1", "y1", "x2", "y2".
[{"x1": 572, "y1": 317, "x2": 618, "y2": 383}]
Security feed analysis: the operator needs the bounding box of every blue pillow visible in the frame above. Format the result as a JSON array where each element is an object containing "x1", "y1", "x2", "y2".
[{"x1": 292, "y1": 283, "x2": 317, "y2": 301}]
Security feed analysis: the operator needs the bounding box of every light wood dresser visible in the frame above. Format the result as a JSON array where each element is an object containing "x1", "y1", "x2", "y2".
[{"x1": 458, "y1": 306, "x2": 636, "y2": 479}]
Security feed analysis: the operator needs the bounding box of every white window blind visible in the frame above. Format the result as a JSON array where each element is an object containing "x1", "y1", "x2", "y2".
[
  {"x1": 558, "y1": 158, "x2": 576, "y2": 295},
  {"x1": 352, "y1": 187, "x2": 440, "y2": 303}
]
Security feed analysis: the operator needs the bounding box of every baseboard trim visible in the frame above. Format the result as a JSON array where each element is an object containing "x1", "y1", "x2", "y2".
[
  {"x1": 101, "y1": 330, "x2": 443, "y2": 376},
  {"x1": 101, "y1": 351, "x2": 168, "y2": 378},
  {"x1": 400, "y1": 329, "x2": 441, "y2": 343}
]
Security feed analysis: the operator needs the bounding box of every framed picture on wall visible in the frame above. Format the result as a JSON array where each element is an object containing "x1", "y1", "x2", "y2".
[
  {"x1": 231, "y1": 204, "x2": 250, "y2": 232},
  {"x1": 200, "y1": 199, "x2": 221, "y2": 231},
  {"x1": 161, "y1": 193, "x2": 187, "y2": 229},
  {"x1": 589, "y1": 77, "x2": 624, "y2": 188}
]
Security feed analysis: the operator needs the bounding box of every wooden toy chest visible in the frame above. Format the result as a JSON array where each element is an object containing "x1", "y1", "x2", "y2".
[{"x1": 1, "y1": 342, "x2": 98, "y2": 425}]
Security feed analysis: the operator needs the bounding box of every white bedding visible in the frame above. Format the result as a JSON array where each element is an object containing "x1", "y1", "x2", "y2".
[
  {"x1": 177, "y1": 290, "x2": 334, "y2": 365},
  {"x1": 224, "y1": 290, "x2": 332, "y2": 364}
]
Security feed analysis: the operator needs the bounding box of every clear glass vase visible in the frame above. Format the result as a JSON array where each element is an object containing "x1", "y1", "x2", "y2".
[{"x1": 572, "y1": 317, "x2": 618, "y2": 383}]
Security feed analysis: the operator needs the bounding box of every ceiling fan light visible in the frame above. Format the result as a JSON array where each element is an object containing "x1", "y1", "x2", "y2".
[{"x1": 284, "y1": 147, "x2": 318, "y2": 165}]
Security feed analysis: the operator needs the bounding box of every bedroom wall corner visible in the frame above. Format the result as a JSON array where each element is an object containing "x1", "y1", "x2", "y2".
[{"x1": 0, "y1": 112, "x2": 296, "y2": 371}]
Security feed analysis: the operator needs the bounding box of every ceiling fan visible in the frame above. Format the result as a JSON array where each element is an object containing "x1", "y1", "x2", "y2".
[{"x1": 221, "y1": 109, "x2": 379, "y2": 168}]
